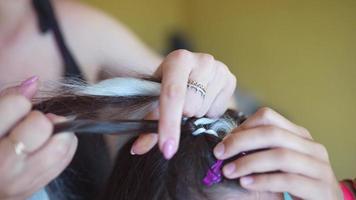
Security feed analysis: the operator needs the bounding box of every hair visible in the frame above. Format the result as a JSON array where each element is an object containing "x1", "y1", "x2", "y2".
[
  {"x1": 34, "y1": 77, "x2": 273, "y2": 200},
  {"x1": 101, "y1": 116, "x2": 248, "y2": 200}
]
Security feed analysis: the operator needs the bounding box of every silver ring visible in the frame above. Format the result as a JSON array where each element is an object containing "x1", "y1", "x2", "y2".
[{"x1": 187, "y1": 79, "x2": 207, "y2": 98}]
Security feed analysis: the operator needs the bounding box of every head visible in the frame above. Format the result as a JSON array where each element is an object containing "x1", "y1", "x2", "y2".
[
  {"x1": 101, "y1": 114, "x2": 282, "y2": 200},
  {"x1": 35, "y1": 77, "x2": 282, "y2": 200},
  {"x1": 102, "y1": 115, "x2": 246, "y2": 200}
]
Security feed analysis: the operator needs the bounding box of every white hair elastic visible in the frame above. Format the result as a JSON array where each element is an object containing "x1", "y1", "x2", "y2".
[
  {"x1": 80, "y1": 78, "x2": 161, "y2": 96},
  {"x1": 191, "y1": 117, "x2": 219, "y2": 137}
]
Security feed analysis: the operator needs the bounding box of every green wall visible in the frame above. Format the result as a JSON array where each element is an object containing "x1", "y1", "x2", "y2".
[{"x1": 83, "y1": 0, "x2": 356, "y2": 179}]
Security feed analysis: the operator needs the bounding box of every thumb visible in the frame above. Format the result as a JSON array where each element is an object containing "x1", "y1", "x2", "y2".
[{"x1": 0, "y1": 76, "x2": 39, "y2": 99}]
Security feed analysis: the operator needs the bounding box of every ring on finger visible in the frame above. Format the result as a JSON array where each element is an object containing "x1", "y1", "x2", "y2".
[
  {"x1": 8, "y1": 137, "x2": 28, "y2": 156},
  {"x1": 187, "y1": 79, "x2": 207, "y2": 98}
]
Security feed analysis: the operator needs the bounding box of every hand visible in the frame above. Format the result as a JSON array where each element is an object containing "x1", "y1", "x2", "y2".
[
  {"x1": 0, "y1": 76, "x2": 78, "y2": 200},
  {"x1": 130, "y1": 49, "x2": 237, "y2": 159},
  {"x1": 213, "y1": 107, "x2": 342, "y2": 200}
]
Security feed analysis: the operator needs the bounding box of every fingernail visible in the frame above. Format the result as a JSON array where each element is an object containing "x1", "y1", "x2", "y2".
[
  {"x1": 57, "y1": 132, "x2": 75, "y2": 145},
  {"x1": 56, "y1": 132, "x2": 75, "y2": 155},
  {"x1": 130, "y1": 147, "x2": 136, "y2": 155},
  {"x1": 21, "y1": 76, "x2": 38, "y2": 87},
  {"x1": 20, "y1": 76, "x2": 38, "y2": 96},
  {"x1": 162, "y1": 139, "x2": 176, "y2": 160},
  {"x1": 223, "y1": 163, "x2": 236, "y2": 176},
  {"x1": 214, "y1": 143, "x2": 225, "y2": 158},
  {"x1": 240, "y1": 176, "x2": 254, "y2": 186}
]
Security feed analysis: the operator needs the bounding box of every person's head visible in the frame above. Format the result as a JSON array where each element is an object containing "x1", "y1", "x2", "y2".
[
  {"x1": 101, "y1": 113, "x2": 283, "y2": 200},
  {"x1": 36, "y1": 78, "x2": 282, "y2": 200}
]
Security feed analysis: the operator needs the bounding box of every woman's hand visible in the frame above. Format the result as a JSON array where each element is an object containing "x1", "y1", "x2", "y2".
[
  {"x1": 131, "y1": 49, "x2": 236, "y2": 159},
  {"x1": 214, "y1": 107, "x2": 342, "y2": 200},
  {"x1": 0, "y1": 77, "x2": 77, "y2": 200}
]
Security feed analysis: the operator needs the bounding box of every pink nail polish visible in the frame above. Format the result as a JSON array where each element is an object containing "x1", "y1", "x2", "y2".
[
  {"x1": 19, "y1": 76, "x2": 38, "y2": 98},
  {"x1": 162, "y1": 139, "x2": 176, "y2": 160},
  {"x1": 21, "y1": 76, "x2": 38, "y2": 87}
]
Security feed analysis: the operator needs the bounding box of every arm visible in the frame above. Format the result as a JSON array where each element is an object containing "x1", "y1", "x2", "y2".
[
  {"x1": 56, "y1": 1, "x2": 237, "y2": 158},
  {"x1": 54, "y1": 0, "x2": 162, "y2": 79},
  {"x1": 90, "y1": 13, "x2": 163, "y2": 78}
]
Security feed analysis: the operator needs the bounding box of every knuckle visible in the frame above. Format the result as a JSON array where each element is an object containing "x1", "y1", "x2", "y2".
[
  {"x1": 262, "y1": 125, "x2": 280, "y2": 137},
  {"x1": 257, "y1": 107, "x2": 275, "y2": 119},
  {"x1": 299, "y1": 126, "x2": 310, "y2": 135},
  {"x1": 298, "y1": 125, "x2": 312, "y2": 138},
  {"x1": 315, "y1": 143, "x2": 329, "y2": 160},
  {"x1": 198, "y1": 53, "x2": 215, "y2": 64},
  {"x1": 168, "y1": 49, "x2": 192, "y2": 61},
  {"x1": 218, "y1": 62, "x2": 232, "y2": 78},
  {"x1": 214, "y1": 61, "x2": 228, "y2": 75},
  {"x1": 195, "y1": 54, "x2": 216, "y2": 73}
]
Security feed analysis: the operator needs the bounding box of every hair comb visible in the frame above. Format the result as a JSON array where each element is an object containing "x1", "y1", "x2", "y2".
[{"x1": 53, "y1": 118, "x2": 192, "y2": 135}]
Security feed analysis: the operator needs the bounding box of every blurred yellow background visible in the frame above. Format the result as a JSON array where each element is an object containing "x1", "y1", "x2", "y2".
[{"x1": 83, "y1": 0, "x2": 356, "y2": 179}]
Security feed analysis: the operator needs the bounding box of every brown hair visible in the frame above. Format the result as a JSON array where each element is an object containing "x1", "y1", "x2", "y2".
[{"x1": 34, "y1": 78, "x2": 248, "y2": 200}]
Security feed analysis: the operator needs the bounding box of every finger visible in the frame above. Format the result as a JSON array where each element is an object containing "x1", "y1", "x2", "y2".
[
  {"x1": 239, "y1": 173, "x2": 324, "y2": 200},
  {"x1": 46, "y1": 113, "x2": 68, "y2": 123},
  {"x1": 0, "y1": 95, "x2": 32, "y2": 137},
  {"x1": 239, "y1": 107, "x2": 311, "y2": 139},
  {"x1": 0, "y1": 76, "x2": 39, "y2": 99},
  {"x1": 159, "y1": 49, "x2": 192, "y2": 159},
  {"x1": 196, "y1": 61, "x2": 226, "y2": 117},
  {"x1": 25, "y1": 132, "x2": 77, "y2": 185},
  {"x1": 206, "y1": 62, "x2": 236, "y2": 118},
  {"x1": 131, "y1": 107, "x2": 159, "y2": 155},
  {"x1": 131, "y1": 134, "x2": 158, "y2": 155},
  {"x1": 183, "y1": 53, "x2": 216, "y2": 117},
  {"x1": 25, "y1": 133, "x2": 78, "y2": 195},
  {"x1": 8, "y1": 111, "x2": 52, "y2": 153},
  {"x1": 0, "y1": 126, "x2": 63, "y2": 198},
  {"x1": 214, "y1": 125, "x2": 329, "y2": 161},
  {"x1": 222, "y1": 148, "x2": 331, "y2": 180},
  {"x1": 0, "y1": 136, "x2": 26, "y2": 182}
]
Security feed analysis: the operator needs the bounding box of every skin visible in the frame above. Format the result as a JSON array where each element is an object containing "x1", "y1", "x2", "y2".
[
  {"x1": 0, "y1": 0, "x2": 235, "y2": 198},
  {"x1": 214, "y1": 107, "x2": 343, "y2": 200},
  {"x1": 0, "y1": 80, "x2": 78, "y2": 200},
  {"x1": 130, "y1": 109, "x2": 343, "y2": 199}
]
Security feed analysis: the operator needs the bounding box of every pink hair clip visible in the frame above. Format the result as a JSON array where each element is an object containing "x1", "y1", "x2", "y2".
[
  {"x1": 203, "y1": 160, "x2": 223, "y2": 186},
  {"x1": 202, "y1": 151, "x2": 250, "y2": 186}
]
